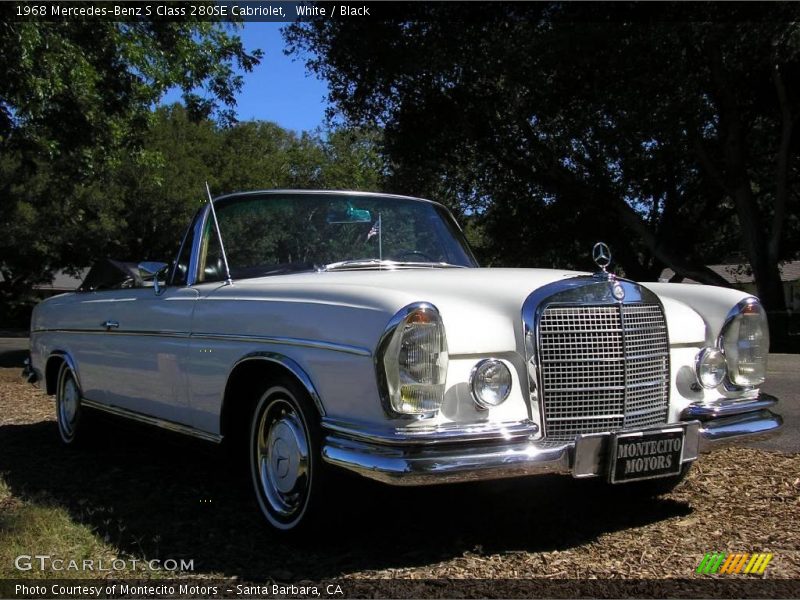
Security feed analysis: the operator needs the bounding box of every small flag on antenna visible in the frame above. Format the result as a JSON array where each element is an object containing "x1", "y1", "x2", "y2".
[{"x1": 367, "y1": 217, "x2": 381, "y2": 241}]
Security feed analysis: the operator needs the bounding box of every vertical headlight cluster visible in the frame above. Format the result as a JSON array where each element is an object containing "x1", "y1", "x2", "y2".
[
  {"x1": 381, "y1": 304, "x2": 449, "y2": 415},
  {"x1": 695, "y1": 298, "x2": 769, "y2": 390},
  {"x1": 720, "y1": 299, "x2": 769, "y2": 386}
]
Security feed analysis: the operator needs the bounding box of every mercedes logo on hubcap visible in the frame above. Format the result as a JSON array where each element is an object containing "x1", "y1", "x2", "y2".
[{"x1": 592, "y1": 242, "x2": 612, "y2": 271}]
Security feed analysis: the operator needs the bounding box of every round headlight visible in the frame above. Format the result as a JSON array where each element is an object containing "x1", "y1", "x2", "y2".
[
  {"x1": 470, "y1": 359, "x2": 512, "y2": 409},
  {"x1": 695, "y1": 347, "x2": 727, "y2": 389}
]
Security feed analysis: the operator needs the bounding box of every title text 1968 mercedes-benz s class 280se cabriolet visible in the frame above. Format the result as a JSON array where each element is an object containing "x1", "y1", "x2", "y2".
[{"x1": 24, "y1": 190, "x2": 782, "y2": 531}]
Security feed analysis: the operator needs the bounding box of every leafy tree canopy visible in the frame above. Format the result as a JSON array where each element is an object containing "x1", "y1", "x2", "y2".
[
  {"x1": 101, "y1": 105, "x2": 385, "y2": 265},
  {"x1": 0, "y1": 18, "x2": 261, "y2": 301},
  {"x1": 286, "y1": 3, "x2": 800, "y2": 311}
]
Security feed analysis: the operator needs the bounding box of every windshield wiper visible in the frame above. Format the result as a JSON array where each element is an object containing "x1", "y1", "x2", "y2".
[{"x1": 320, "y1": 259, "x2": 466, "y2": 272}]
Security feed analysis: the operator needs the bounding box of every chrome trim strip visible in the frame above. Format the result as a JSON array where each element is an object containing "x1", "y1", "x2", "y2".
[
  {"x1": 681, "y1": 393, "x2": 778, "y2": 420},
  {"x1": 188, "y1": 203, "x2": 210, "y2": 286},
  {"x1": 227, "y1": 352, "x2": 326, "y2": 416},
  {"x1": 321, "y1": 418, "x2": 538, "y2": 446},
  {"x1": 80, "y1": 399, "x2": 223, "y2": 443},
  {"x1": 35, "y1": 328, "x2": 190, "y2": 338},
  {"x1": 31, "y1": 329, "x2": 370, "y2": 357},
  {"x1": 169, "y1": 205, "x2": 204, "y2": 286},
  {"x1": 194, "y1": 333, "x2": 371, "y2": 357},
  {"x1": 213, "y1": 189, "x2": 444, "y2": 208},
  {"x1": 48, "y1": 351, "x2": 82, "y2": 394}
]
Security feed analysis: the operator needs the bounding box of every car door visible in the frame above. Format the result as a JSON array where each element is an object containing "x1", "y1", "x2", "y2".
[{"x1": 91, "y1": 285, "x2": 199, "y2": 423}]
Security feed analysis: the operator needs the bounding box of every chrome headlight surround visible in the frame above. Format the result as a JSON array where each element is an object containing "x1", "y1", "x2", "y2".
[
  {"x1": 718, "y1": 298, "x2": 769, "y2": 387},
  {"x1": 376, "y1": 302, "x2": 449, "y2": 417},
  {"x1": 470, "y1": 359, "x2": 512, "y2": 409},
  {"x1": 694, "y1": 347, "x2": 727, "y2": 389}
]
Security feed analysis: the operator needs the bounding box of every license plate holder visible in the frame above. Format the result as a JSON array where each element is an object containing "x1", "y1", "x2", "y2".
[{"x1": 609, "y1": 427, "x2": 685, "y2": 484}]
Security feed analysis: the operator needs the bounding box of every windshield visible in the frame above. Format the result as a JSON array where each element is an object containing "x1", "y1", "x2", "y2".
[{"x1": 197, "y1": 193, "x2": 478, "y2": 282}]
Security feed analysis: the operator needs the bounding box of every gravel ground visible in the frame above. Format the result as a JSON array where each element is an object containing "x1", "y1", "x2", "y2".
[{"x1": 0, "y1": 368, "x2": 798, "y2": 597}]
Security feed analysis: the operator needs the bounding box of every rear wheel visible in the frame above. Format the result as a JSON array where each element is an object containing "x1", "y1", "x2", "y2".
[
  {"x1": 249, "y1": 378, "x2": 328, "y2": 531},
  {"x1": 55, "y1": 363, "x2": 86, "y2": 445}
]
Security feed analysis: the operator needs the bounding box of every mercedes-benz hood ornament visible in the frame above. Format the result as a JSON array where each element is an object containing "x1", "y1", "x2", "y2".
[{"x1": 592, "y1": 241, "x2": 612, "y2": 272}]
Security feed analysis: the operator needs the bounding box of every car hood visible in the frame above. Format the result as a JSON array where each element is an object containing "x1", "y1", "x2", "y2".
[{"x1": 204, "y1": 267, "x2": 699, "y2": 356}]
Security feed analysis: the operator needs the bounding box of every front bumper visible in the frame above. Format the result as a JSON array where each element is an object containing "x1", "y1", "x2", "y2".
[{"x1": 322, "y1": 393, "x2": 781, "y2": 485}]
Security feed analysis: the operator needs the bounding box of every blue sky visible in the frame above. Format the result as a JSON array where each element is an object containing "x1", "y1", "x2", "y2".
[{"x1": 162, "y1": 23, "x2": 330, "y2": 132}]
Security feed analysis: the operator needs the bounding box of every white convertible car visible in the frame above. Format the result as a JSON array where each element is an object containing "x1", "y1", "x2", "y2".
[{"x1": 24, "y1": 190, "x2": 781, "y2": 531}]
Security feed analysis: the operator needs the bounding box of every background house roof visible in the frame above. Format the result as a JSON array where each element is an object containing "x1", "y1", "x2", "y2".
[
  {"x1": 29, "y1": 270, "x2": 88, "y2": 292},
  {"x1": 659, "y1": 261, "x2": 800, "y2": 284}
]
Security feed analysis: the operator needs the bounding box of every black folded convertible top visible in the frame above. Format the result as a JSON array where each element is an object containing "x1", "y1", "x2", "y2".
[{"x1": 78, "y1": 259, "x2": 142, "y2": 291}]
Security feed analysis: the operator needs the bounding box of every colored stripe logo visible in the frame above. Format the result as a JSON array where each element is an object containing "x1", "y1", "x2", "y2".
[{"x1": 696, "y1": 552, "x2": 773, "y2": 575}]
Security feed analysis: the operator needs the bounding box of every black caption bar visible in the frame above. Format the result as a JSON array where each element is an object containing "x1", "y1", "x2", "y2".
[
  {"x1": 5, "y1": 1, "x2": 800, "y2": 23},
  {"x1": 2, "y1": 578, "x2": 800, "y2": 599},
  {"x1": 8, "y1": 1, "x2": 379, "y2": 22}
]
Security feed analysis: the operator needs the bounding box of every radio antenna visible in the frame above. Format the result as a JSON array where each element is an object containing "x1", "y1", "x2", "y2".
[{"x1": 205, "y1": 182, "x2": 232, "y2": 285}]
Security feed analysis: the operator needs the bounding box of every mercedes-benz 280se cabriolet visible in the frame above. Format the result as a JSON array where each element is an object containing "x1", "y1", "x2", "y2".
[{"x1": 24, "y1": 190, "x2": 782, "y2": 531}]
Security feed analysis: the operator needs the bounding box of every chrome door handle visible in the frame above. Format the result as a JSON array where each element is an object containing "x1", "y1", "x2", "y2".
[{"x1": 102, "y1": 320, "x2": 119, "y2": 330}]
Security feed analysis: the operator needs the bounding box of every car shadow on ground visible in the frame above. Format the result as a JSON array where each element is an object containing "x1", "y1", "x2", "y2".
[{"x1": 0, "y1": 416, "x2": 691, "y2": 580}]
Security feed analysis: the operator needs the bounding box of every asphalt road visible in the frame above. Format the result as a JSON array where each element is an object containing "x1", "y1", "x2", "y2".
[
  {"x1": 0, "y1": 336, "x2": 795, "y2": 451},
  {"x1": 757, "y1": 354, "x2": 799, "y2": 452},
  {"x1": 0, "y1": 334, "x2": 28, "y2": 368}
]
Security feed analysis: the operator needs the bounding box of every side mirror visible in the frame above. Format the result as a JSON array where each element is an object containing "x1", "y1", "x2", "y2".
[{"x1": 138, "y1": 261, "x2": 169, "y2": 295}]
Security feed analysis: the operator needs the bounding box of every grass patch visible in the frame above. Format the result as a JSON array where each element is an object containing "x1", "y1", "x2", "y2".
[
  {"x1": 0, "y1": 474, "x2": 171, "y2": 579},
  {"x1": 0, "y1": 474, "x2": 118, "y2": 579}
]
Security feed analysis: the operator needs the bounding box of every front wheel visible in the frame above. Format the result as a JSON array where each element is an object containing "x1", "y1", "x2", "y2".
[{"x1": 249, "y1": 379, "x2": 327, "y2": 531}]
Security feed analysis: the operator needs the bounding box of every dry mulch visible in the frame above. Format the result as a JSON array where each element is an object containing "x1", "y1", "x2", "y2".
[
  {"x1": 0, "y1": 368, "x2": 53, "y2": 425},
  {"x1": 0, "y1": 368, "x2": 798, "y2": 595}
]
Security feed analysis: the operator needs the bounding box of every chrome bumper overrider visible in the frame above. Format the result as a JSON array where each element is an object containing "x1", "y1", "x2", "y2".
[
  {"x1": 683, "y1": 393, "x2": 782, "y2": 451},
  {"x1": 322, "y1": 393, "x2": 781, "y2": 485}
]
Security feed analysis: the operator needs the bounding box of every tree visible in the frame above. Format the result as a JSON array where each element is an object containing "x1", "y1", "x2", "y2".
[
  {"x1": 94, "y1": 105, "x2": 385, "y2": 264},
  {"x1": 286, "y1": 3, "x2": 800, "y2": 310},
  {"x1": 0, "y1": 18, "x2": 261, "y2": 304}
]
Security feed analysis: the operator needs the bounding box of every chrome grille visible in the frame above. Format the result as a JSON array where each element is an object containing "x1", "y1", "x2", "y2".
[{"x1": 538, "y1": 303, "x2": 669, "y2": 441}]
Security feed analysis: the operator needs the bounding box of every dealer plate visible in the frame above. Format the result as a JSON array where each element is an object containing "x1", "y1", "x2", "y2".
[{"x1": 609, "y1": 428, "x2": 684, "y2": 484}]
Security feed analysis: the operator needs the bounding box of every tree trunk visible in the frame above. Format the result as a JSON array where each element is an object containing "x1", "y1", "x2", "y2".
[{"x1": 706, "y1": 40, "x2": 787, "y2": 312}]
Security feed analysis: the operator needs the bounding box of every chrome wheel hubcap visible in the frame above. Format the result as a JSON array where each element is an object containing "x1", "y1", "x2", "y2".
[
  {"x1": 256, "y1": 398, "x2": 310, "y2": 518},
  {"x1": 59, "y1": 376, "x2": 79, "y2": 436}
]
